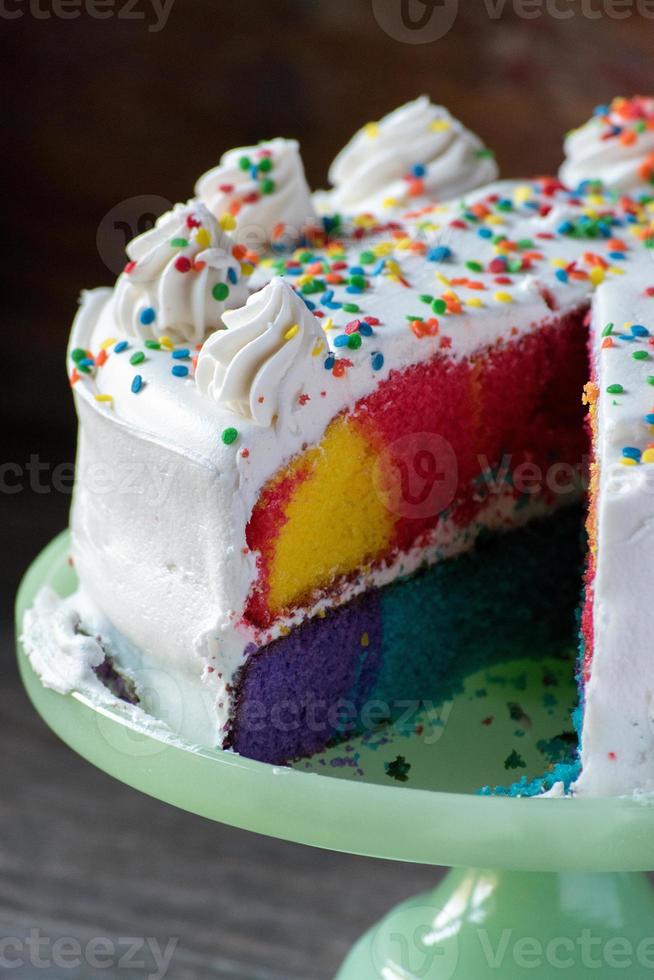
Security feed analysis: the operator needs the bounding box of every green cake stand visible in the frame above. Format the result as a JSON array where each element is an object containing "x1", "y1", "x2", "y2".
[{"x1": 16, "y1": 533, "x2": 654, "y2": 979}]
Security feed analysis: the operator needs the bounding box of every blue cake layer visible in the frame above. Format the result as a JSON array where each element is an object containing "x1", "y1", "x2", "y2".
[{"x1": 229, "y1": 506, "x2": 584, "y2": 766}]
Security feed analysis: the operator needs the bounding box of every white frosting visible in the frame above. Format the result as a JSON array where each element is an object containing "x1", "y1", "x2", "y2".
[
  {"x1": 560, "y1": 96, "x2": 654, "y2": 193},
  {"x1": 196, "y1": 278, "x2": 326, "y2": 427},
  {"x1": 574, "y1": 274, "x2": 654, "y2": 797},
  {"x1": 319, "y1": 96, "x2": 498, "y2": 215},
  {"x1": 112, "y1": 201, "x2": 248, "y2": 344},
  {"x1": 195, "y1": 138, "x2": 318, "y2": 249},
  {"x1": 22, "y1": 586, "x2": 194, "y2": 745}
]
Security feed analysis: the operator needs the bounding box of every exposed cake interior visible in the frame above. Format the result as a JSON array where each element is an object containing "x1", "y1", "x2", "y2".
[
  {"x1": 226, "y1": 305, "x2": 592, "y2": 764},
  {"x1": 245, "y1": 308, "x2": 589, "y2": 630}
]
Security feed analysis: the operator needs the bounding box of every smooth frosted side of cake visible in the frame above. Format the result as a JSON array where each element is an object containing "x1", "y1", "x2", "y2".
[{"x1": 575, "y1": 278, "x2": 654, "y2": 796}]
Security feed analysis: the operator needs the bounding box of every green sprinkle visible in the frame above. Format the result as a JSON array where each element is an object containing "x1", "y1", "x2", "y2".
[
  {"x1": 419, "y1": 293, "x2": 434, "y2": 304},
  {"x1": 238, "y1": 156, "x2": 251, "y2": 171},
  {"x1": 212, "y1": 282, "x2": 229, "y2": 301},
  {"x1": 358, "y1": 250, "x2": 375, "y2": 264},
  {"x1": 71, "y1": 348, "x2": 86, "y2": 363},
  {"x1": 648, "y1": 377, "x2": 654, "y2": 386},
  {"x1": 516, "y1": 238, "x2": 534, "y2": 250},
  {"x1": 221, "y1": 427, "x2": 238, "y2": 445},
  {"x1": 170, "y1": 237, "x2": 189, "y2": 248},
  {"x1": 130, "y1": 351, "x2": 145, "y2": 365},
  {"x1": 633, "y1": 350, "x2": 649, "y2": 360},
  {"x1": 77, "y1": 363, "x2": 91, "y2": 374},
  {"x1": 258, "y1": 157, "x2": 272, "y2": 172},
  {"x1": 432, "y1": 298, "x2": 447, "y2": 315},
  {"x1": 348, "y1": 333, "x2": 362, "y2": 350},
  {"x1": 602, "y1": 322, "x2": 614, "y2": 337},
  {"x1": 606, "y1": 383, "x2": 624, "y2": 394},
  {"x1": 476, "y1": 148, "x2": 495, "y2": 159},
  {"x1": 144, "y1": 340, "x2": 161, "y2": 350},
  {"x1": 348, "y1": 274, "x2": 366, "y2": 289},
  {"x1": 466, "y1": 260, "x2": 483, "y2": 272},
  {"x1": 507, "y1": 258, "x2": 523, "y2": 273},
  {"x1": 260, "y1": 178, "x2": 275, "y2": 195},
  {"x1": 342, "y1": 303, "x2": 360, "y2": 313}
]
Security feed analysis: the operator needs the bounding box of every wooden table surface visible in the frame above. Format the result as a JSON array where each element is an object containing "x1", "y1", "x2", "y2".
[{"x1": 2, "y1": 494, "x2": 442, "y2": 980}]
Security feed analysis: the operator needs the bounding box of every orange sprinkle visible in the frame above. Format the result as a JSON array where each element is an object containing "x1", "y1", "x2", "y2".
[{"x1": 95, "y1": 349, "x2": 108, "y2": 367}]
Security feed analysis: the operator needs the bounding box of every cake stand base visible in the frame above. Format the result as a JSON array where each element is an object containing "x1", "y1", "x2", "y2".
[{"x1": 336, "y1": 868, "x2": 654, "y2": 978}]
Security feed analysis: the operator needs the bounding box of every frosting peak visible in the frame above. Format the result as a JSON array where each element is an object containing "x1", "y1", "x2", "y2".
[
  {"x1": 320, "y1": 96, "x2": 498, "y2": 215},
  {"x1": 559, "y1": 95, "x2": 654, "y2": 193},
  {"x1": 195, "y1": 138, "x2": 319, "y2": 250},
  {"x1": 195, "y1": 277, "x2": 326, "y2": 426},
  {"x1": 112, "y1": 201, "x2": 249, "y2": 344}
]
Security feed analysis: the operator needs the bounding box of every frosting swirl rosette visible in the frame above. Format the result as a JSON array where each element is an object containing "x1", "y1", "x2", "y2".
[
  {"x1": 559, "y1": 96, "x2": 654, "y2": 193},
  {"x1": 317, "y1": 96, "x2": 498, "y2": 215},
  {"x1": 195, "y1": 277, "x2": 326, "y2": 426},
  {"x1": 112, "y1": 201, "x2": 249, "y2": 344},
  {"x1": 195, "y1": 138, "x2": 318, "y2": 250}
]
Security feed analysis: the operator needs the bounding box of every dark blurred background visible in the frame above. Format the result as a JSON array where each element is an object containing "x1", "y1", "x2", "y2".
[{"x1": 3, "y1": 3, "x2": 654, "y2": 976}]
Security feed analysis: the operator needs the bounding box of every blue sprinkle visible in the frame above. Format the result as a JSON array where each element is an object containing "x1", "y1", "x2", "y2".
[
  {"x1": 557, "y1": 220, "x2": 574, "y2": 235},
  {"x1": 334, "y1": 334, "x2": 350, "y2": 347},
  {"x1": 631, "y1": 324, "x2": 650, "y2": 337},
  {"x1": 555, "y1": 269, "x2": 569, "y2": 283},
  {"x1": 427, "y1": 245, "x2": 452, "y2": 262},
  {"x1": 324, "y1": 301, "x2": 342, "y2": 310},
  {"x1": 131, "y1": 374, "x2": 143, "y2": 394},
  {"x1": 410, "y1": 163, "x2": 426, "y2": 177},
  {"x1": 321, "y1": 289, "x2": 334, "y2": 303},
  {"x1": 303, "y1": 297, "x2": 316, "y2": 311},
  {"x1": 346, "y1": 285, "x2": 363, "y2": 294},
  {"x1": 608, "y1": 251, "x2": 626, "y2": 261},
  {"x1": 477, "y1": 227, "x2": 493, "y2": 239},
  {"x1": 171, "y1": 365, "x2": 189, "y2": 378},
  {"x1": 172, "y1": 348, "x2": 190, "y2": 359},
  {"x1": 646, "y1": 414, "x2": 654, "y2": 425},
  {"x1": 139, "y1": 306, "x2": 156, "y2": 325},
  {"x1": 227, "y1": 267, "x2": 238, "y2": 284},
  {"x1": 324, "y1": 354, "x2": 335, "y2": 370},
  {"x1": 348, "y1": 266, "x2": 364, "y2": 276},
  {"x1": 285, "y1": 266, "x2": 302, "y2": 276},
  {"x1": 114, "y1": 341, "x2": 129, "y2": 353},
  {"x1": 622, "y1": 446, "x2": 642, "y2": 460},
  {"x1": 372, "y1": 259, "x2": 386, "y2": 275},
  {"x1": 359, "y1": 322, "x2": 373, "y2": 337},
  {"x1": 593, "y1": 103, "x2": 610, "y2": 116},
  {"x1": 80, "y1": 357, "x2": 94, "y2": 368},
  {"x1": 371, "y1": 352, "x2": 384, "y2": 371}
]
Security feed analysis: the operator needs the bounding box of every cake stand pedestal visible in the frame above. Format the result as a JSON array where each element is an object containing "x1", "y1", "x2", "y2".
[{"x1": 16, "y1": 534, "x2": 654, "y2": 980}]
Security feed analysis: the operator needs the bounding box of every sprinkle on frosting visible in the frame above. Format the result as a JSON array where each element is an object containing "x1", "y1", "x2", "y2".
[
  {"x1": 560, "y1": 96, "x2": 654, "y2": 193},
  {"x1": 317, "y1": 96, "x2": 498, "y2": 216},
  {"x1": 196, "y1": 138, "x2": 319, "y2": 250},
  {"x1": 195, "y1": 277, "x2": 327, "y2": 426},
  {"x1": 112, "y1": 201, "x2": 250, "y2": 345}
]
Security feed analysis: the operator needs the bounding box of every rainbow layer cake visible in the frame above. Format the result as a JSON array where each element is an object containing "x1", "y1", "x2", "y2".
[{"x1": 23, "y1": 96, "x2": 654, "y2": 797}]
